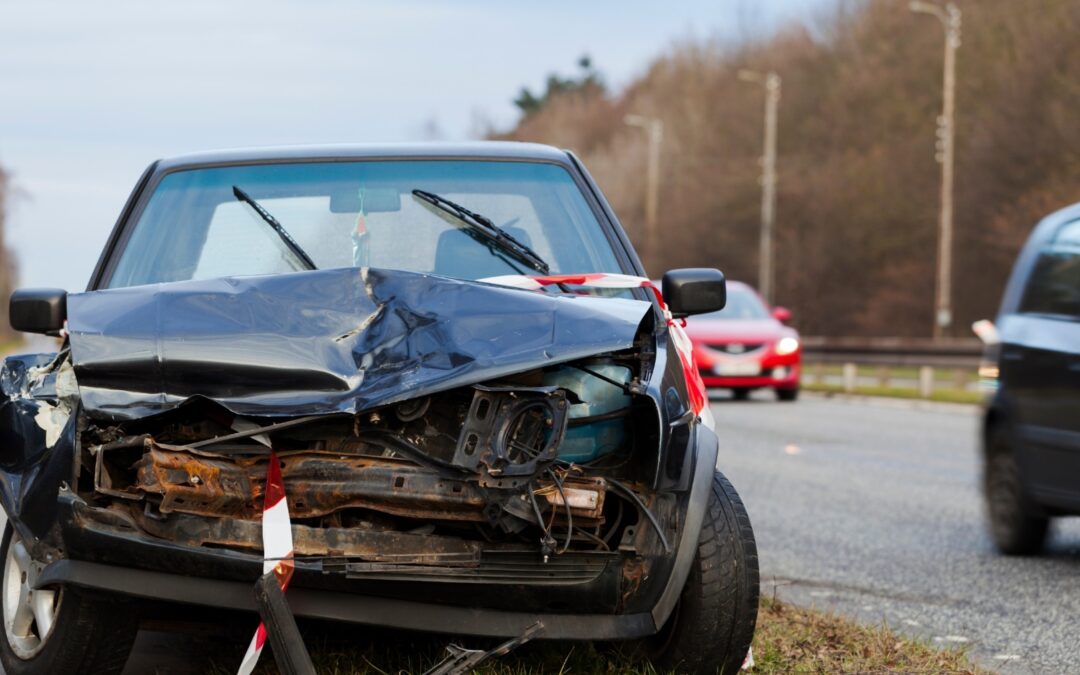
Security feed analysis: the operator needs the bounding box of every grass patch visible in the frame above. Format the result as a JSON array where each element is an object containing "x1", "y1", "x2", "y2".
[
  {"x1": 814, "y1": 364, "x2": 968, "y2": 383},
  {"x1": 0, "y1": 338, "x2": 26, "y2": 356},
  {"x1": 211, "y1": 633, "x2": 657, "y2": 675},
  {"x1": 752, "y1": 597, "x2": 986, "y2": 673},
  {"x1": 209, "y1": 598, "x2": 985, "y2": 674},
  {"x1": 803, "y1": 382, "x2": 984, "y2": 404}
]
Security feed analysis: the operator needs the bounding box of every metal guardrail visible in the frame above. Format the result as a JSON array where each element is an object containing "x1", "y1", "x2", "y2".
[{"x1": 800, "y1": 337, "x2": 983, "y2": 369}]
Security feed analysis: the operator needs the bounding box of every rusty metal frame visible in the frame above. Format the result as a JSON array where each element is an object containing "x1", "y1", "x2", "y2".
[
  {"x1": 132, "y1": 510, "x2": 483, "y2": 563},
  {"x1": 97, "y1": 438, "x2": 607, "y2": 527},
  {"x1": 133, "y1": 446, "x2": 490, "y2": 520}
]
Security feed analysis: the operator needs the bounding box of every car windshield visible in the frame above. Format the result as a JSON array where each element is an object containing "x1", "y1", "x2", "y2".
[
  {"x1": 696, "y1": 285, "x2": 769, "y2": 320},
  {"x1": 106, "y1": 160, "x2": 624, "y2": 289}
]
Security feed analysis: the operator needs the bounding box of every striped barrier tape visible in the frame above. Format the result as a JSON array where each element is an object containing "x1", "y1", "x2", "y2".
[
  {"x1": 237, "y1": 448, "x2": 295, "y2": 675},
  {"x1": 479, "y1": 274, "x2": 711, "y2": 426}
]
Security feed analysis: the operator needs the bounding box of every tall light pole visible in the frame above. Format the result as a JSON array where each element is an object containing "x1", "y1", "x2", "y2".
[
  {"x1": 624, "y1": 114, "x2": 663, "y2": 271},
  {"x1": 911, "y1": 1, "x2": 961, "y2": 340},
  {"x1": 738, "y1": 69, "x2": 781, "y2": 305}
]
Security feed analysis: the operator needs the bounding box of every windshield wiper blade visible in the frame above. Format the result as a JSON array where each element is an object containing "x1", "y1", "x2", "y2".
[
  {"x1": 232, "y1": 186, "x2": 317, "y2": 270},
  {"x1": 412, "y1": 189, "x2": 550, "y2": 274}
]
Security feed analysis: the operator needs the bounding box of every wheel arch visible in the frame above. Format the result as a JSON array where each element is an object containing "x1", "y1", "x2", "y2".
[{"x1": 982, "y1": 394, "x2": 1012, "y2": 460}]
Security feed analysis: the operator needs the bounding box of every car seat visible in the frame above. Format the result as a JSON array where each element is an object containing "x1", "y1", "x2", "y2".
[{"x1": 433, "y1": 225, "x2": 535, "y2": 280}]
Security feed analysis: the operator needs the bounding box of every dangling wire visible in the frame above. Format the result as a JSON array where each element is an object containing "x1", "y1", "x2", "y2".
[
  {"x1": 608, "y1": 478, "x2": 671, "y2": 553},
  {"x1": 547, "y1": 468, "x2": 573, "y2": 554},
  {"x1": 576, "y1": 528, "x2": 610, "y2": 551},
  {"x1": 527, "y1": 480, "x2": 557, "y2": 560},
  {"x1": 602, "y1": 496, "x2": 625, "y2": 547}
]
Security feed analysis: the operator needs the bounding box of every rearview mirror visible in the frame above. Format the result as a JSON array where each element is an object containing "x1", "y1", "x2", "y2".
[
  {"x1": 662, "y1": 268, "x2": 726, "y2": 318},
  {"x1": 10, "y1": 288, "x2": 67, "y2": 335},
  {"x1": 772, "y1": 306, "x2": 792, "y2": 323},
  {"x1": 329, "y1": 186, "x2": 402, "y2": 213}
]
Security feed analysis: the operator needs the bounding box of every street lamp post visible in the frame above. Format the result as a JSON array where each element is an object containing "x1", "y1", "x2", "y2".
[
  {"x1": 738, "y1": 69, "x2": 781, "y2": 305},
  {"x1": 624, "y1": 114, "x2": 663, "y2": 272},
  {"x1": 911, "y1": 1, "x2": 961, "y2": 340}
]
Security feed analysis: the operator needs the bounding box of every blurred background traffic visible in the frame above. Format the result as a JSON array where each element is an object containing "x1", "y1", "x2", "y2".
[{"x1": 3, "y1": 0, "x2": 1079, "y2": 348}]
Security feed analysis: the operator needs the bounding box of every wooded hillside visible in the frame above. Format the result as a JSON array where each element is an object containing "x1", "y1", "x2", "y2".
[{"x1": 495, "y1": 0, "x2": 1080, "y2": 337}]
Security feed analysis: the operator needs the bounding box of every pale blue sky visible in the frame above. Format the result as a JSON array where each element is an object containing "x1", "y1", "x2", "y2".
[{"x1": 0, "y1": 0, "x2": 832, "y2": 291}]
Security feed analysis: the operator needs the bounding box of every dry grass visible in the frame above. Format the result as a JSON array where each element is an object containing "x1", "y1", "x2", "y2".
[
  {"x1": 802, "y1": 382, "x2": 985, "y2": 405},
  {"x1": 210, "y1": 597, "x2": 986, "y2": 674},
  {"x1": 750, "y1": 597, "x2": 987, "y2": 673}
]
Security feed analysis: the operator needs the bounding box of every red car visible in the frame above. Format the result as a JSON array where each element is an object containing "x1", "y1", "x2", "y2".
[{"x1": 684, "y1": 280, "x2": 801, "y2": 401}]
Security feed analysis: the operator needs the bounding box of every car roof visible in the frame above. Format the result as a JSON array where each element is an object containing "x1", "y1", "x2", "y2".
[{"x1": 154, "y1": 141, "x2": 573, "y2": 172}]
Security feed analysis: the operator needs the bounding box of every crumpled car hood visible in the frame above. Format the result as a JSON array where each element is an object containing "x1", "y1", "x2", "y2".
[{"x1": 66, "y1": 267, "x2": 651, "y2": 420}]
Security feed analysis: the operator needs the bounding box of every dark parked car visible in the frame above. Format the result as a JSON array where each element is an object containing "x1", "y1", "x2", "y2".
[
  {"x1": 983, "y1": 201, "x2": 1080, "y2": 555},
  {"x1": 0, "y1": 143, "x2": 757, "y2": 674}
]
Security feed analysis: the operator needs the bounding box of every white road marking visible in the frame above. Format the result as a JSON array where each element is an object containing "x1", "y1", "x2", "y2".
[{"x1": 933, "y1": 635, "x2": 970, "y2": 643}]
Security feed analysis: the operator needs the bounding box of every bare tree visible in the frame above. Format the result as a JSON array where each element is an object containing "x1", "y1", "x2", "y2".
[{"x1": 496, "y1": 0, "x2": 1080, "y2": 337}]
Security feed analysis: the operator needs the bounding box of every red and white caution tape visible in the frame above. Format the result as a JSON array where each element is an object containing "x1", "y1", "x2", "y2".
[
  {"x1": 742, "y1": 645, "x2": 755, "y2": 670},
  {"x1": 236, "y1": 450, "x2": 295, "y2": 675},
  {"x1": 479, "y1": 272, "x2": 653, "y2": 290},
  {"x1": 479, "y1": 273, "x2": 712, "y2": 427}
]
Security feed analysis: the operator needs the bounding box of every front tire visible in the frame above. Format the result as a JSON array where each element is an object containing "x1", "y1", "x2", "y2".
[
  {"x1": 775, "y1": 387, "x2": 799, "y2": 402},
  {"x1": 0, "y1": 525, "x2": 139, "y2": 675},
  {"x1": 645, "y1": 472, "x2": 759, "y2": 674},
  {"x1": 985, "y1": 428, "x2": 1049, "y2": 555}
]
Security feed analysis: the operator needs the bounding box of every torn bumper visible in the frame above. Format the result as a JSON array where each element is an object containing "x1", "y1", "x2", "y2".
[
  {"x1": 38, "y1": 558, "x2": 656, "y2": 640},
  {"x1": 40, "y1": 424, "x2": 718, "y2": 640}
]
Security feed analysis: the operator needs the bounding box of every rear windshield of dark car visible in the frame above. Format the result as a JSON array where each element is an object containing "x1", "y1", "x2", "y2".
[{"x1": 1019, "y1": 218, "x2": 1080, "y2": 319}]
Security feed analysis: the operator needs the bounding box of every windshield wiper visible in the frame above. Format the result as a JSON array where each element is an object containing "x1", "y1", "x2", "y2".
[
  {"x1": 232, "y1": 186, "x2": 317, "y2": 270},
  {"x1": 412, "y1": 189, "x2": 550, "y2": 274}
]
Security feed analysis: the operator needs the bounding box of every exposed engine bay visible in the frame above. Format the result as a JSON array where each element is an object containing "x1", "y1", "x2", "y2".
[{"x1": 76, "y1": 356, "x2": 667, "y2": 578}]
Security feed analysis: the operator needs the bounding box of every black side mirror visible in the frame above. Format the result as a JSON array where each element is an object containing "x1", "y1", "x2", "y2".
[
  {"x1": 662, "y1": 268, "x2": 726, "y2": 318},
  {"x1": 10, "y1": 288, "x2": 67, "y2": 335}
]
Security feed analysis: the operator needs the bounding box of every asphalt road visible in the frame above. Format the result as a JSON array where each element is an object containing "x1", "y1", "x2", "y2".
[{"x1": 713, "y1": 391, "x2": 1080, "y2": 674}]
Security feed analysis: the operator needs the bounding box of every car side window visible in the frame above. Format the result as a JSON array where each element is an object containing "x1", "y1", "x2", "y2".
[{"x1": 1019, "y1": 219, "x2": 1080, "y2": 318}]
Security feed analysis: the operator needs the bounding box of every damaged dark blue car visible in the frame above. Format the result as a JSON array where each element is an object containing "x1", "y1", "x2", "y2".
[{"x1": 0, "y1": 143, "x2": 758, "y2": 674}]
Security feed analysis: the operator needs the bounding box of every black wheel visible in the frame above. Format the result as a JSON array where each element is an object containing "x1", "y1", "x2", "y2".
[
  {"x1": 0, "y1": 524, "x2": 139, "y2": 675},
  {"x1": 643, "y1": 472, "x2": 759, "y2": 674},
  {"x1": 984, "y1": 428, "x2": 1049, "y2": 555},
  {"x1": 775, "y1": 388, "x2": 799, "y2": 402},
  {"x1": 731, "y1": 388, "x2": 751, "y2": 401}
]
